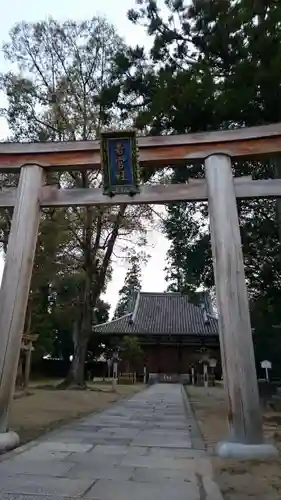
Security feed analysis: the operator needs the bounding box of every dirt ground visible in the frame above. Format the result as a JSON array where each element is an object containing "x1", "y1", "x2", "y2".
[
  {"x1": 187, "y1": 385, "x2": 281, "y2": 500},
  {"x1": 9, "y1": 383, "x2": 143, "y2": 446}
]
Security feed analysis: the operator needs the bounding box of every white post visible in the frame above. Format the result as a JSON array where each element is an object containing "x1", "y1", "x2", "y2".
[
  {"x1": 112, "y1": 361, "x2": 118, "y2": 392},
  {"x1": 205, "y1": 154, "x2": 277, "y2": 458},
  {"x1": 203, "y1": 363, "x2": 208, "y2": 388},
  {"x1": 0, "y1": 165, "x2": 44, "y2": 451},
  {"x1": 261, "y1": 360, "x2": 271, "y2": 383},
  {"x1": 209, "y1": 358, "x2": 217, "y2": 386},
  {"x1": 191, "y1": 367, "x2": 195, "y2": 385},
  {"x1": 143, "y1": 365, "x2": 147, "y2": 384}
]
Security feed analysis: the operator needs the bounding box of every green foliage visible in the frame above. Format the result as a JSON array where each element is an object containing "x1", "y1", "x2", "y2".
[
  {"x1": 119, "y1": 0, "x2": 281, "y2": 371},
  {"x1": 113, "y1": 253, "x2": 145, "y2": 319},
  {"x1": 0, "y1": 17, "x2": 153, "y2": 384},
  {"x1": 120, "y1": 335, "x2": 143, "y2": 373},
  {"x1": 0, "y1": 18, "x2": 126, "y2": 141}
]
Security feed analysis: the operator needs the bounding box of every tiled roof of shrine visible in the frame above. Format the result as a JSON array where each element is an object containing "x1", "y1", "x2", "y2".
[{"x1": 93, "y1": 292, "x2": 218, "y2": 336}]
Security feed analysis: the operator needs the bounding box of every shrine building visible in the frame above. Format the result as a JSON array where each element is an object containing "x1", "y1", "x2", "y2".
[{"x1": 94, "y1": 291, "x2": 221, "y2": 382}]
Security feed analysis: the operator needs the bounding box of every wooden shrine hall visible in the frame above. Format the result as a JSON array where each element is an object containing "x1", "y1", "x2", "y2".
[{"x1": 94, "y1": 291, "x2": 220, "y2": 381}]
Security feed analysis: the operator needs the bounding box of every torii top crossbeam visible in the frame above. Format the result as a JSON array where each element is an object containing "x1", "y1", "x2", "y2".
[{"x1": 0, "y1": 122, "x2": 281, "y2": 171}]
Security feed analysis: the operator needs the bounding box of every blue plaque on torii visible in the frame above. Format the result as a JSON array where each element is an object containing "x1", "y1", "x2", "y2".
[{"x1": 100, "y1": 130, "x2": 140, "y2": 196}]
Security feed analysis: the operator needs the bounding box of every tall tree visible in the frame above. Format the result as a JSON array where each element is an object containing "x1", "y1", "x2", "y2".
[
  {"x1": 159, "y1": 0, "x2": 281, "y2": 305},
  {"x1": 119, "y1": 0, "x2": 281, "y2": 369},
  {"x1": 51, "y1": 269, "x2": 110, "y2": 363},
  {"x1": 0, "y1": 17, "x2": 152, "y2": 387},
  {"x1": 113, "y1": 254, "x2": 143, "y2": 319}
]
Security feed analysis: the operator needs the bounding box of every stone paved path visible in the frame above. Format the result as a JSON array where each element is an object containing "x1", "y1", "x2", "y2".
[{"x1": 0, "y1": 384, "x2": 223, "y2": 499}]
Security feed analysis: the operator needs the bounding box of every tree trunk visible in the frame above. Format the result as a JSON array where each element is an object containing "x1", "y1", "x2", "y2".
[
  {"x1": 61, "y1": 204, "x2": 127, "y2": 390},
  {"x1": 68, "y1": 335, "x2": 88, "y2": 387},
  {"x1": 59, "y1": 319, "x2": 89, "y2": 388}
]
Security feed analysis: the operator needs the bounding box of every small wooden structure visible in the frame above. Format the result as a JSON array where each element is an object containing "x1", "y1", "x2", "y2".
[
  {"x1": 0, "y1": 123, "x2": 280, "y2": 454},
  {"x1": 16, "y1": 333, "x2": 38, "y2": 390}
]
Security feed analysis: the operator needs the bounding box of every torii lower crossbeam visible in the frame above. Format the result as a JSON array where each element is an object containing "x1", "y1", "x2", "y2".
[{"x1": 0, "y1": 177, "x2": 280, "y2": 208}]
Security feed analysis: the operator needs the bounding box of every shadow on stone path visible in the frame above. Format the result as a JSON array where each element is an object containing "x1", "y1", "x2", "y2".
[{"x1": 0, "y1": 383, "x2": 223, "y2": 499}]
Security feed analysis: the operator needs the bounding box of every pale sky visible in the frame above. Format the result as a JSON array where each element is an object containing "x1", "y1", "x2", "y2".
[{"x1": 0, "y1": 0, "x2": 170, "y2": 316}]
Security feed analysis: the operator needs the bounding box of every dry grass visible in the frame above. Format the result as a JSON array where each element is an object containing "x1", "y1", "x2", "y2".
[
  {"x1": 187, "y1": 385, "x2": 281, "y2": 500},
  {"x1": 9, "y1": 383, "x2": 143, "y2": 446}
]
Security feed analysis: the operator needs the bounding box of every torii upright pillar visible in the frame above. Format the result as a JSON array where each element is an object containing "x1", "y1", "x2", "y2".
[
  {"x1": 0, "y1": 164, "x2": 44, "y2": 451},
  {"x1": 205, "y1": 154, "x2": 277, "y2": 458}
]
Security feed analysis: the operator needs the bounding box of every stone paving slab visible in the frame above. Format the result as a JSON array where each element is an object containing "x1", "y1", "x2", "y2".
[
  {"x1": 131, "y1": 465, "x2": 197, "y2": 482},
  {"x1": 66, "y1": 464, "x2": 135, "y2": 480},
  {"x1": 64, "y1": 451, "x2": 121, "y2": 466},
  {"x1": 0, "y1": 383, "x2": 223, "y2": 500},
  {"x1": 0, "y1": 459, "x2": 75, "y2": 477},
  {"x1": 10, "y1": 449, "x2": 73, "y2": 462},
  {"x1": 0, "y1": 476, "x2": 94, "y2": 497},
  {"x1": 131, "y1": 436, "x2": 193, "y2": 447},
  {"x1": 1, "y1": 496, "x2": 77, "y2": 500},
  {"x1": 88, "y1": 444, "x2": 129, "y2": 455},
  {"x1": 84, "y1": 478, "x2": 200, "y2": 500},
  {"x1": 31, "y1": 441, "x2": 93, "y2": 453},
  {"x1": 120, "y1": 454, "x2": 200, "y2": 469},
  {"x1": 148, "y1": 447, "x2": 206, "y2": 458}
]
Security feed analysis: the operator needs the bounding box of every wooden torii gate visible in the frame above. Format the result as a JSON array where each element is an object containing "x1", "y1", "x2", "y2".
[{"x1": 0, "y1": 123, "x2": 280, "y2": 456}]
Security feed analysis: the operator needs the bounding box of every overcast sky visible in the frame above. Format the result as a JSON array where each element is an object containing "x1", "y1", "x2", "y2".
[{"x1": 0, "y1": 0, "x2": 170, "y2": 315}]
